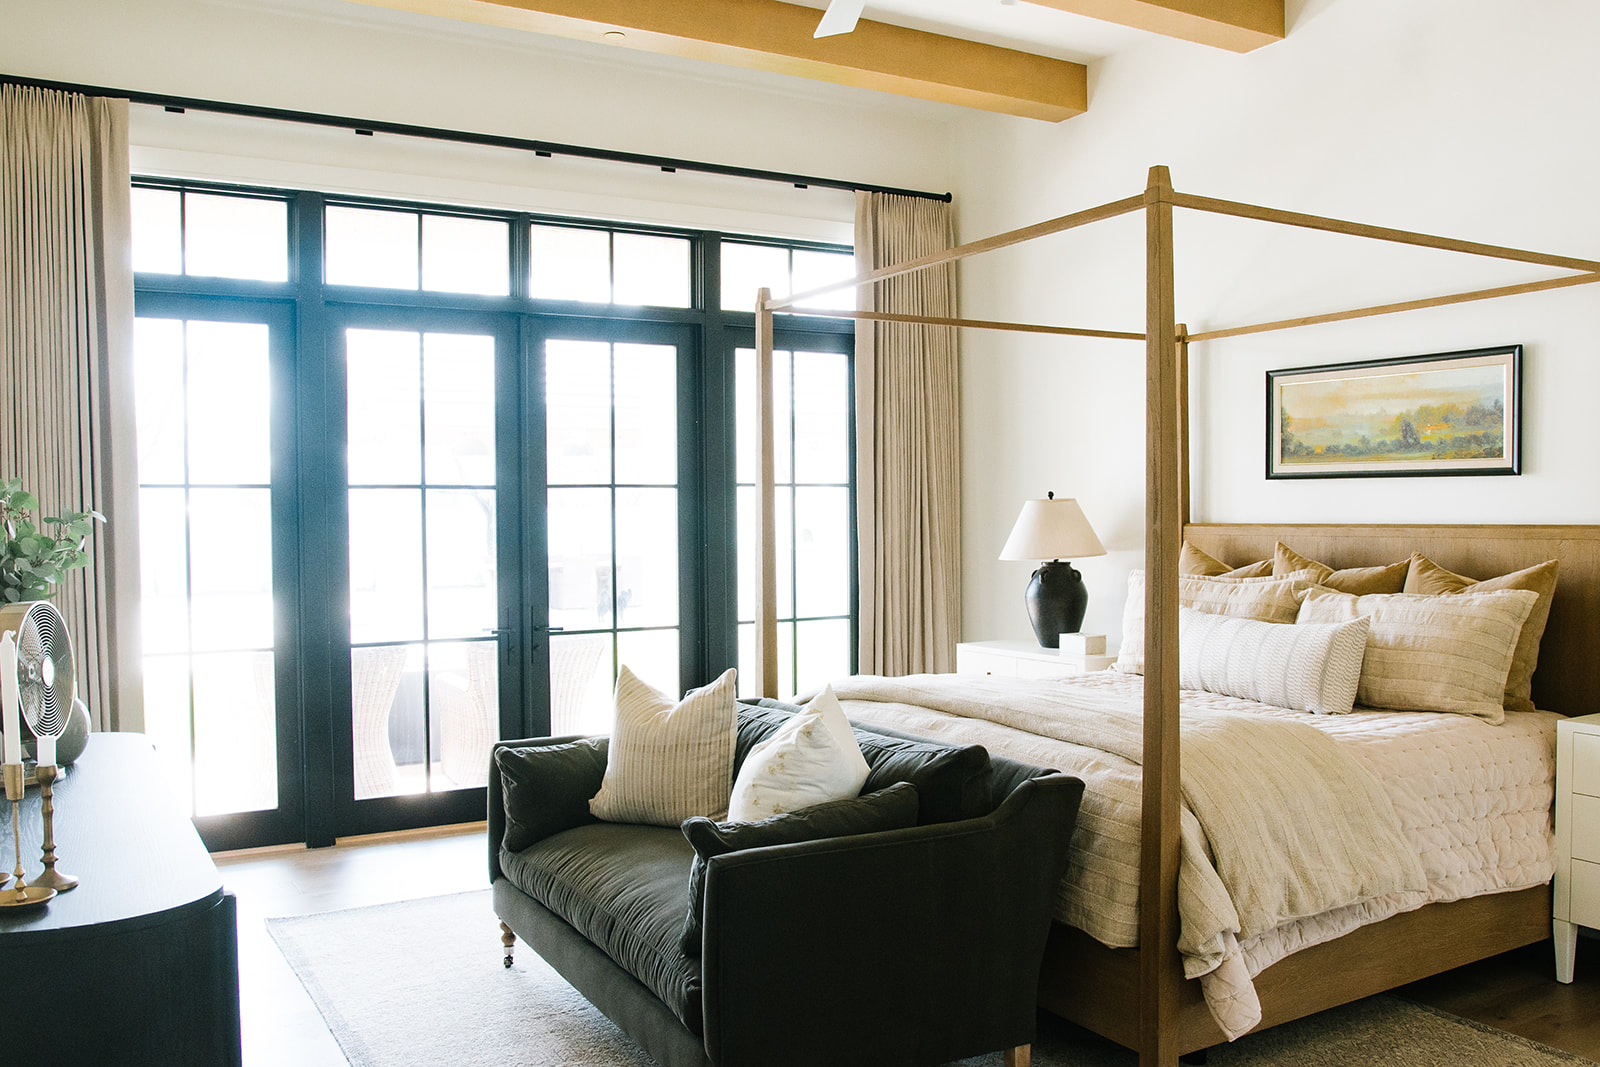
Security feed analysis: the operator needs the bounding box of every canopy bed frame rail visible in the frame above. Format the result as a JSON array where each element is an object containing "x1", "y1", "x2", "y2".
[{"x1": 749, "y1": 167, "x2": 1600, "y2": 1067}]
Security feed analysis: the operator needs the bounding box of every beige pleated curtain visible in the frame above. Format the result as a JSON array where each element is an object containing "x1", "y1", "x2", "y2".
[
  {"x1": 854, "y1": 192, "x2": 961, "y2": 676},
  {"x1": 0, "y1": 84, "x2": 140, "y2": 730}
]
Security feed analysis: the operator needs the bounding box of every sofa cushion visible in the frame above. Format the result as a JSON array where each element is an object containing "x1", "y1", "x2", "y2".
[
  {"x1": 501, "y1": 822, "x2": 703, "y2": 1035},
  {"x1": 736, "y1": 700, "x2": 992, "y2": 825},
  {"x1": 678, "y1": 782, "x2": 920, "y2": 956},
  {"x1": 495, "y1": 737, "x2": 608, "y2": 853}
]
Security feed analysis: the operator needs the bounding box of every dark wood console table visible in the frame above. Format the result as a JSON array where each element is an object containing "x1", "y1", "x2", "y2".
[{"x1": 0, "y1": 733, "x2": 242, "y2": 1065}]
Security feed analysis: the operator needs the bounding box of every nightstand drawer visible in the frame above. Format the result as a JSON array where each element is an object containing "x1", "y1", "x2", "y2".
[
  {"x1": 1014, "y1": 658, "x2": 1075, "y2": 679},
  {"x1": 1573, "y1": 858, "x2": 1600, "y2": 926},
  {"x1": 1574, "y1": 733, "x2": 1600, "y2": 797},
  {"x1": 956, "y1": 649, "x2": 1016, "y2": 677},
  {"x1": 1573, "y1": 794, "x2": 1600, "y2": 862}
]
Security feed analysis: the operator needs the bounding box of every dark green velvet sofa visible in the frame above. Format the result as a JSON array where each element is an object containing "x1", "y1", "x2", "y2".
[{"x1": 488, "y1": 699, "x2": 1085, "y2": 1067}]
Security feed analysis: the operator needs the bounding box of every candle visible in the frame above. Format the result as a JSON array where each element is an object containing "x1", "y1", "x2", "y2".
[
  {"x1": 1, "y1": 633, "x2": 18, "y2": 766},
  {"x1": 35, "y1": 733, "x2": 54, "y2": 769}
]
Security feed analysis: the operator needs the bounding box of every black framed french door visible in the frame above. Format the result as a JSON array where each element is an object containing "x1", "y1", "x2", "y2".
[
  {"x1": 519, "y1": 315, "x2": 708, "y2": 740},
  {"x1": 321, "y1": 303, "x2": 524, "y2": 837},
  {"x1": 131, "y1": 291, "x2": 305, "y2": 852}
]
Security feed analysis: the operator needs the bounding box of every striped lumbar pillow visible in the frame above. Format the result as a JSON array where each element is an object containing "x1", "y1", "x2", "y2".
[
  {"x1": 1297, "y1": 587, "x2": 1539, "y2": 723},
  {"x1": 1178, "y1": 607, "x2": 1371, "y2": 715},
  {"x1": 588, "y1": 665, "x2": 738, "y2": 826},
  {"x1": 1115, "y1": 569, "x2": 1316, "y2": 675}
]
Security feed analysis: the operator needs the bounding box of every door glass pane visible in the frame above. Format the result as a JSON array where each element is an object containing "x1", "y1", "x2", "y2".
[
  {"x1": 616, "y1": 488, "x2": 677, "y2": 629},
  {"x1": 550, "y1": 633, "x2": 612, "y2": 735},
  {"x1": 794, "y1": 486, "x2": 849, "y2": 618},
  {"x1": 131, "y1": 188, "x2": 182, "y2": 274},
  {"x1": 424, "y1": 333, "x2": 495, "y2": 486},
  {"x1": 186, "y1": 320, "x2": 271, "y2": 485},
  {"x1": 184, "y1": 193, "x2": 288, "y2": 282},
  {"x1": 133, "y1": 315, "x2": 278, "y2": 819},
  {"x1": 613, "y1": 233, "x2": 689, "y2": 307},
  {"x1": 613, "y1": 344, "x2": 676, "y2": 485},
  {"x1": 422, "y1": 214, "x2": 509, "y2": 295},
  {"x1": 433, "y1": 640, "x2": 499, "y2": 788},
  {"x1": 426, "y1": 489, "x2": 497, "y2": 639},
  {"x1": 347, "y1": 329, "x2": 421, "y2": 485},
  {"x1": 793, "y1": 350, "x2": 850, "y2": 484},
  {"x1": 617, "y1": 628, "x2": 679, "y2": 701},
  {"x1": 347, "y1": 329, "x2": 499, "y2": 799},
  {"x1": 349, "y1": 488, "x2": 424, "y2": 644},
  {"x1": 544, "y1": 340, "x2": 611, "y2": 485},
  {"x1": 132, "y1": 318, "x2": 185, "y2": 483},
  {"x1": 327, "y1": 206, "x2": 419, "y2": 289},
  {"x1": 547, "y1": 487, "x2": 613, "y2": 632},
  {"x1": 795, "y1": 618, "x2": 851, "y2": 696},
  {"x1": 529, "y1": 225, "x2": 609, "y2": 302}
]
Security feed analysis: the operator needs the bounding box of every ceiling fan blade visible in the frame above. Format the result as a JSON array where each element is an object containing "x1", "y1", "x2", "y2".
[{"x1": 813, "y1": 0, "x2": 866, "y2": 38}]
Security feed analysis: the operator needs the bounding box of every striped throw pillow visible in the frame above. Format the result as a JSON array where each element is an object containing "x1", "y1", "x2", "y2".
[
  {"x1": 1297, "y1": 587, "x2": 1539, "y2": 723},
  {"x1": 1178, "y1": 607, "x2": 1370, "y2": 715},
  {"x1": 588, "y1": 665, "x2": 738, "y2": 826}
]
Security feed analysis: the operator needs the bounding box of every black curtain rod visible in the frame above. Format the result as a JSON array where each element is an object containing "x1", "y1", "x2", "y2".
[{"x1": 2, "y1": 73, "x2": 952, "y2": 203}]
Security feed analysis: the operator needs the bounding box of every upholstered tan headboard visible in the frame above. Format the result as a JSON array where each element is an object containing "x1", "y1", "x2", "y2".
[{"x1": 1184, "y1": 523, "x2": 1600, "y2": 717}]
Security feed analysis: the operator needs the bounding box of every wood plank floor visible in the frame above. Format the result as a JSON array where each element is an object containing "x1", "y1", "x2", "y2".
[{"x1": 218, "y1": 827, "x2": 1600, "y2": 1065}]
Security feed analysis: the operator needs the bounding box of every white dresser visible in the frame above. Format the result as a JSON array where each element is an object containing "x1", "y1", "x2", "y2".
[
  {"x1": 1554, "y1": 711, "x2": 1600, "y2": 982},
  {"x1": 954, "y1": 639, "x2": 1116, "y2": 679}
]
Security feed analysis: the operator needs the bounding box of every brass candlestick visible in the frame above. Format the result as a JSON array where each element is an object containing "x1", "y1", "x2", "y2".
[
  {"x1": 0, "y1": 762, "x2": 55, "y2": 909},
  {"x1": 31, "y1": 764, "x2": 76, "y2": 892}
]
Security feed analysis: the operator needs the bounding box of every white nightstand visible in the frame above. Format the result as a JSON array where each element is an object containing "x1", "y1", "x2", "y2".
[
  {"x1": 955, "y1": 640, "x2": 1116, "y2": 679},
  {"x1": 1554, "y1": 711, "x2": 1600, "y2": 982}
]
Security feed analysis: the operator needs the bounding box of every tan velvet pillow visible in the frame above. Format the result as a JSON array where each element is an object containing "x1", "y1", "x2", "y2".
[
  {"x1": 1116, "y1": 570, "x2": 1314, "y2": 675},
  {"x1": 1273, "y1": 542, "x2": 1409, "y2": 595},
  {"x1": 1181, "y1": 541, "x2": 1273, "y2": 579},
  {"x1": 1403, "y1": 554, "x2": 1559, "y2": 713},
  {"x1": 1298, "y1": 587, "x2": 1538, "y2": 723}
]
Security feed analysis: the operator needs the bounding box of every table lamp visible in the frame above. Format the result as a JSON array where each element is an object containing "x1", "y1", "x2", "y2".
[{"x1": 998, "y1": 493, "x2": 1106, "y2": 648}]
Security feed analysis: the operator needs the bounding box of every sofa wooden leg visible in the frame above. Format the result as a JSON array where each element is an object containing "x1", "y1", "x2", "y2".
[
  {"x1": 1003, "y1": 1045, "x2": 1030, "y2": 1067},
  {"x1": 500, "y1": 920, "x2": 516, "y2": 968}
]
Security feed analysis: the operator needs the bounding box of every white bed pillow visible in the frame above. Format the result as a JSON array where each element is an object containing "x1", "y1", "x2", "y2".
[
  {"x1": 727, "y1": 684, "x2": 871, "y2": 822},
  {"x1": 1115, "y1": 569, "x2": 1316, "y2": 675},
  {"x1": 1297, "y1": 587, "x2": 1539, "y2": 723},
  {"x1": 1178, "y1": 606, "x2": 1370, "y2": 715},
  {"x1": 589, "y1": 665, "x2": 738, "y2": 826}
]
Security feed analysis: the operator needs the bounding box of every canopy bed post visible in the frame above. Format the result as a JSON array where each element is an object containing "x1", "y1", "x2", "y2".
[
  {"x1": 754, "y1": 288, "x2": 779, "y2": 698},
  {"x1": 1140, "y1": 165, "x2": 1184, "y2": 1067},
  {"x1": 1176, "y1": 323, "x2": 1190, "y2": 528}
]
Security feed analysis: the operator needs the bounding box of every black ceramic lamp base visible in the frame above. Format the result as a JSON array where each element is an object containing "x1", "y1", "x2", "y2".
[{"x1": 1025, "y1": 560, "x2": 1088, "y2": 648}]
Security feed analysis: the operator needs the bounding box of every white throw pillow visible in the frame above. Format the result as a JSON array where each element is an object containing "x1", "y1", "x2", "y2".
[
  {"x1": 1297, "y1": 587, "x2": 1538, "y2": 723},
  {"x1": 1177, "y1": 606, "x2": 1370, "y2": 715},
  {"x1": 1115, "y1": 569, "x2": 1316, "y2": 675},
  {"x1": 588, "y1": 665, "x2": 738, "y2": 826},
  {"x1": 727, "y1": 684, "x2": 871, "y2": 822}
]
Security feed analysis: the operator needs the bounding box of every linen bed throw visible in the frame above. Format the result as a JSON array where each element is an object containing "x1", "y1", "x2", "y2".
[{"x1": 826, "y1": 674, "x2": 1426, "y2": 1039}]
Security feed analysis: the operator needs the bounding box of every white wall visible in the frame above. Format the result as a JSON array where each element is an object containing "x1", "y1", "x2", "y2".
[
  {"x1": 2, "y1": 0, "x2": 959, "y2": 240},
  {"x1": 951, "y1": 0, "x2": 1600, "y2": 649}
]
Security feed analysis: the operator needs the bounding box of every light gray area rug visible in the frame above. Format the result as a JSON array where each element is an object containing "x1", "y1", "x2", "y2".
[{"x1": 268, "y1": 890, "x2": 1594, "y2": 1067}]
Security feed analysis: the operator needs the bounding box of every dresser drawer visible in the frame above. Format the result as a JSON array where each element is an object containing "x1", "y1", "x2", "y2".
[
  {"x1": 1574, "y1": 733, "x2": 1600, "y2": 798},
  {"x1": 1573, "y1": 858, "x2": 1600, "y2": 927},
  {"x1": 1573, "y1": 793, "x2": 1600, "y2": 862}
]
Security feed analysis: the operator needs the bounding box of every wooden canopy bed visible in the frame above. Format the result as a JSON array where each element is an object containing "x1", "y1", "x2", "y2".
[{"x1": 742, "y1": 167, "x2": 1600, "y2": 1067}]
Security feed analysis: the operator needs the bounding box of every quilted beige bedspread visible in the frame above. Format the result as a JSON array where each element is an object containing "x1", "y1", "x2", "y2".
[{"x1": 823, "y1": 671, "x2": 1553, "y2": 1039}]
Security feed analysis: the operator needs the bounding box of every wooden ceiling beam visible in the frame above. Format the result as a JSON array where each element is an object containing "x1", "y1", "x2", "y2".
[
  {"x1": 349, "y1": 0, "x2": 1089, "y2": 122},
  {"x1": 1026, "y1": 0, "x2": 1283, "y2": 53}
]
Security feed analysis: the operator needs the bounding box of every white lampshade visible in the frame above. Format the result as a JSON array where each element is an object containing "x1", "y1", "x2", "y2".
[{"x1": 998, "y1": 496, "x2": 1106, "y2": 562}]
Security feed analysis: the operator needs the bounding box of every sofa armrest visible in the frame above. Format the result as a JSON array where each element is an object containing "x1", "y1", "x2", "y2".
[
  {"x1": 487, "y1": 734, "x2": 606, "y2": 883},
  {"x1": 700, "y1": 771, "x2": 1084, "y2": 1067}
]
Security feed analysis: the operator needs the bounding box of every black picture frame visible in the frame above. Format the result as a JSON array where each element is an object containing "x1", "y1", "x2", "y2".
[{"x1": 1266, "y1": 345, "x2": 1522, "y2": 480}]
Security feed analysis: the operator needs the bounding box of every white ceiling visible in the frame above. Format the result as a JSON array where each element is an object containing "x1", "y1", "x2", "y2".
[{"x1": 779, "y1": 0, "x2": 1157, "y2": 64}]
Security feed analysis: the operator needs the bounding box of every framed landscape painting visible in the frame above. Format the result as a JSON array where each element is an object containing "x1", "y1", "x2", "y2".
[{"x1": 1267, "y1": 345, "x2": 1521, "y2": 479}]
